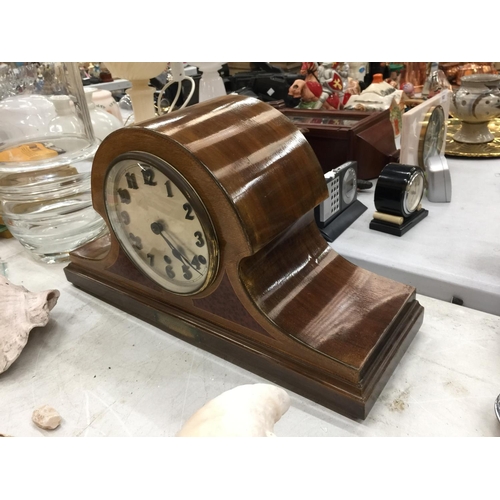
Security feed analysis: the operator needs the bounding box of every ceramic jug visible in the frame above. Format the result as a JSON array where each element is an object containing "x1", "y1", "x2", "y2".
[{"x1": 450, "y1": 74, "x2": 500, "y2": 143}]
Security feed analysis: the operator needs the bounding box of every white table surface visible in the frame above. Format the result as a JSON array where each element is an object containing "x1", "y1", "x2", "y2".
[
  {"x1": 0, "y1": 236, "x2": 499, "y2": 437},
  {"x1": 332, "y1": 156, "x2": 500, "y2": 317}
]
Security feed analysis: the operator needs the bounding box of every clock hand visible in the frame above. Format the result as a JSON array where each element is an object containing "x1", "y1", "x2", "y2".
[{"x1": 150, "y1": 221, "x2": 203, "y2": 276}]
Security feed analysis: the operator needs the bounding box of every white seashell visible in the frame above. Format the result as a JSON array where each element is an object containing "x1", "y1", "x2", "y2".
[
  {"x1": 32, "y1": 405, "x2": 62, "y2": 430},
  {"x1": 177, "y1": 383, "x2": 291, "y2": 437},
  {"x1": 0, "y1": 276, "x2": 60, "y2": 374}
]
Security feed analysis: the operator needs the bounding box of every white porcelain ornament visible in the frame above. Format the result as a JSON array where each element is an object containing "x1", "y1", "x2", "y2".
[
  {"x1": 450, "y1": 74, "x2": 500, "y2": 143},
  {"x1": 0, "y1": 276, "x2": 60, "y2": 374},
  {"x1": 177, "y1": 383, "x2": 291, "y2": 437}
]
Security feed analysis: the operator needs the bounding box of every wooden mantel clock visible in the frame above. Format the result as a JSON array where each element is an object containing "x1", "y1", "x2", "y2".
[{"x1": 65, "y1": 95, "x2": 423, "y2": 420}]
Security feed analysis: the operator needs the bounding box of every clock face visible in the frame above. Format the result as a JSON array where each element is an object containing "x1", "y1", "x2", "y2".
[
  {"x1": 419, "y1": 105, "x2": 445, "y2": 168},
  {"x1": 342, "y1": 166, "x2": 357, "y2": 205},
  {"x1": 404, "y1": 170, "x2": 424, "y2": 215},
  {"x1": 104, "y1": 153, "x2": 219, "y2": 295}
]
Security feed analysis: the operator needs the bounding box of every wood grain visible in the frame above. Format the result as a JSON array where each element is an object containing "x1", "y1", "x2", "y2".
[{"x1": 66, "y1": 95, "x2": 423, "y2": 419}]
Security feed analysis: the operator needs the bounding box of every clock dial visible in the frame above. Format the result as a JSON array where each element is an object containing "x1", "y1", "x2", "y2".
[
  {"x1": 404, "y1": 171, "x2": 424, "y2": 214},
  {"x1": 104, "y1": 153, "x2": 218, "y2": 295},
  {"x1": 418, "y1": 105, "x2": 445, "y2": 168},
  {"x1": 342, "y1": 166, "x2": 357, "y2": 205}
]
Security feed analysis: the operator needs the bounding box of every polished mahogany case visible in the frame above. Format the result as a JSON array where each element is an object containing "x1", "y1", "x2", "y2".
[{"x1": 65, "y1": 95, "x2": 423, "y2": 420}]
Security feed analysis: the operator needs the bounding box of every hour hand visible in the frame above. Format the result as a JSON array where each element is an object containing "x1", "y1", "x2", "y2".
[
  {"x1": 151, "y1": 221, "x2": 182, "y2": 260},
  {"x1": 151, "y1": 221, "x2": 202, "y2": 275}
]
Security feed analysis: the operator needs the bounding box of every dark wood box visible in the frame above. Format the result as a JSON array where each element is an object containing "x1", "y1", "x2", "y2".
[{"x1": 275, "y1": 107, "x2": 400, "y2": 180}]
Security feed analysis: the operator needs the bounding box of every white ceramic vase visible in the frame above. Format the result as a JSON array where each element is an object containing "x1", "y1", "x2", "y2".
[
  {"x1": 92, "y1": 89, "x2": 123, "y2": 123},
  {"x1": 188, "y1": 62, "x2": 226, "y2": 102},
  {"x1": 48, "y1": 95, "x2": 84, "y2": 135},
  {"x1": 104, "y1": 62, "x2": 167, "y2": 123},
  {"x1": 450, "y1": 74, "x2": 500, "y2": 143},
  {"x1": 84, "y1": 87, "x2": 122, "y2": 141}
]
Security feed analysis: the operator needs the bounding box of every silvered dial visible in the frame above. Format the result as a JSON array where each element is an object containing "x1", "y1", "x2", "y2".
[
  {"x1": 419, "y1": 105, "x2": 446, "y2": 168},
  {"x1": 104, "y1": 153, "x2": 218, "y2": 295},
  {"x1": 342, "y1": 166, "x2": 357, "y2": 205},
  {"x1": 404, "y1": 171, "x2": 424, "y2": 215}
]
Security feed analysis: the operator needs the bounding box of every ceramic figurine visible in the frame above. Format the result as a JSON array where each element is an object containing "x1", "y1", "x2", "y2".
[
  {"x1": 288, "y1": 78, "x2": 322, "y2": 109},
  {"x1": 84, "y1": 87, "x2": 123, "y2": 141},
  {"x1": 176, "y1": 384, "x2": 291, "y2": 437},
  {"x1": 288, "y1": 62, "x2": 323, "y2": 109},
  {"x1": 348, "y1": 62, "x2": 368, "y2": 83},
  {"x1": 318, "y1": 62, "x2": 350, "y2": 109},
  {"x1": 0, "y1": 276, "x2": 60, "y2": 374},
  {"x1": 300, "y1": 62, "x2": 319, "y2": 82},
  {"x1": 403, "y1": 82, "x2": 415, "y2": 97},
  {"x1": 450, "y1": 74, "x2": 500, "y2": 143}
]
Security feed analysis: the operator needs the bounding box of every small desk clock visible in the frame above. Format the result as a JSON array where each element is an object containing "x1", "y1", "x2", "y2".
[
  {"x1": 400, "y1": 91, "x2": 452, "y2": 203},
  {"x1": 314, "y1": 161, "x2": 367, "y2": 242},
  {"x1": 65, "y1": 95, "x2": 424, "y2": 420},
  {"x1": 370, "y1": 163, "x2": 428, "y2": 236}
]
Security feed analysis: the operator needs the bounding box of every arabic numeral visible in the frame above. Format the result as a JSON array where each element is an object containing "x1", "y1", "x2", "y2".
[
  {"x1": 147, "y1": 253, "x2": 154, "y2": 266},
  {"x1": 142, "y1": 168, "x2": 157, "y2": 186},
  {"x1": 121, "y1": 211, "x2": 130, "y2": 225},
  {"x1": 165, "y1": 265, "x2": 175, "y2": 279},
  {"x1": 125, "y1": 172, "x2": 139, "y2": 189},
  {"x1": 118, "y1": 188, "x2": 131, "y2": 204},
  {"x1": 165, "y1": 180, "x2": 174, "y2": 197},
  {"x1": 194, "y1": 231, "x2": 205, "y2": 247},
  {"x1": 129, "y1": 233, "x2": 142, "y2": 250},
  {"x1": 182, "y1": 265, "x2": 192, "y2": 280},
  {"x1": 183, "y1": 203, "x2": 195, "y2": 220}
]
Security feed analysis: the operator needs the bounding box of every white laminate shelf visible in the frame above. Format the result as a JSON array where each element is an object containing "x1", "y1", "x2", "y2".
[
  {"x1": 0, "y1": 237, "x2": 499, "y2": 437},
  {"x1": 333, "y1": 157, "x2": 500, "y2": 317}
]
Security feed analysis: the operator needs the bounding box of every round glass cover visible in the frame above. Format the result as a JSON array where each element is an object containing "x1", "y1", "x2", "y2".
[
  {"x1": 419, "y1": 105, "x2": 445, "y2": 167},
  {"x1": 104, "y1": 153, "x2": 218, "y2": 295},
  {"x1": 404, "y1": 171, "x2": 424, "y2": 215},
  {"x1": 341, "y1": 166, "x2": 357, "y2": 205}
]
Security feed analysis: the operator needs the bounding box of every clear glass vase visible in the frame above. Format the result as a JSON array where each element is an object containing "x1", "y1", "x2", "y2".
[
  {"x1": 0, "y1": 62, "x2": 98, "y2": 170},
  {"x1": 0, "y1": 161, "x2": 107, "y2": 263},
  {"x1": 0, "y1": 62, "x2": 107, "y2": 263}
]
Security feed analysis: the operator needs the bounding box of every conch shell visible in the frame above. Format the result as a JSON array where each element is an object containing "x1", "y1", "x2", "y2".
[
  {"x1": 0, "y1": 275, "x2": 60, "y2": 374},
  {"x1": 177, "y1": 383, "x2": 291, "y2": 437}
]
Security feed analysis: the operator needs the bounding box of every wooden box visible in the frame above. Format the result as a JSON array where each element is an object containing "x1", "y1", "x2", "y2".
[{"x1": 276, "y1": 107, "x2": 400, "y2": 180}]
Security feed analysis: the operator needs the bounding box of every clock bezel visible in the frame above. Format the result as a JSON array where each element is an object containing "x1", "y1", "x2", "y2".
[
  {"x1": 104, "y1": 151, "x2": 220, "y2": 296},
  {"x1": 341, "y1": 166, "x2": 357, "y2": 205},
  {"x1": 403, "y1": 169, "x2": 424, "y2": 215},
  {"x1": 418, "y1": 104, "x2": 446, "y2": 169}
]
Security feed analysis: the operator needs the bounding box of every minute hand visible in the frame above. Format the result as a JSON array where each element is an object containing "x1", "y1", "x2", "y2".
[{"x1": 150, "y1": 222, "x2": 202, "y2": 275}]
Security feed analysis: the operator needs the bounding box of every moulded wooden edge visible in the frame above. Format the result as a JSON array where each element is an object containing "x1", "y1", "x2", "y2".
[{"x1": 64, "y1": 263, "x2": 423, "y2": 420}]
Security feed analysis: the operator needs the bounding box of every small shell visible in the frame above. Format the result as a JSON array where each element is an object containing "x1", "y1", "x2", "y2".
[
  {"x1": 32, "y1": 405, "x2": 62, "y2": 430},
  {"x1": 0, "y1": 276, "x2": 60, "y2": 374}
]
